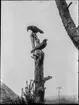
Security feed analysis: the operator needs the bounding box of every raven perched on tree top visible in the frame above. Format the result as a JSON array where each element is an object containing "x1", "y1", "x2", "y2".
[
  {"x1": 27, "y1": 25, "x2": 44, "y2": 34},
  {"x1": 31, "y1": 39, "x2": 48, "y2": 53}
]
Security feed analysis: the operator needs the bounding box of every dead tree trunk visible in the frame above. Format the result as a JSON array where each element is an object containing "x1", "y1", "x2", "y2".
[
  {"x1": 30, "y1": 32, "x2": 52, "y2": 103},
  {"x1": 34, "y1": 51, "x2": 45, "y2": 103},
  {"x1": 30, "y1": 33, "x2": 45, "y2": 103},
  {"x1": 55, "y1": 0, "x2": 79, "y2": 50}
]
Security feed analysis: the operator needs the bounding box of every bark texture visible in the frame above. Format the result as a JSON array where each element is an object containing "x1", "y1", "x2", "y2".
[
  {"x1": 30, "y1": 33, "x2": 45, "y2": 103},
  {"x1": 55, "y1": 0, "x2": 79, "y2": 50}
]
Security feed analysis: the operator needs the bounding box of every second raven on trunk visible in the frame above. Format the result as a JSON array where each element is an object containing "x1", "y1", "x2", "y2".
[{"x1": 31, "y1": 39, "x2": 48, "y2": 53}]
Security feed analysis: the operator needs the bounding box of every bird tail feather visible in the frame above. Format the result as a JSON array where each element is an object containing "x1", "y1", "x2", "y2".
[{"x1": 40, "y1": 30, "x2": 44, "y2": 33}]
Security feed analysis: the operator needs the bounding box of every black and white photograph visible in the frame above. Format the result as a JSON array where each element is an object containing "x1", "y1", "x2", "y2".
[{"x1": 0, "y1": 0, "x2": 79, "y2": 104}]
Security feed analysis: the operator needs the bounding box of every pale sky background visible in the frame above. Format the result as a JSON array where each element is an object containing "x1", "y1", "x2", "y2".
[{"x1": 1, "y1": 0, "x2": 78, "y2": 100}]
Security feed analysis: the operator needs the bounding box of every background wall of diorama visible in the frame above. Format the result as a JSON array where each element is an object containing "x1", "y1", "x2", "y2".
[{"x1": 1, "y1": 0, "x2": 78, "y2": 102}]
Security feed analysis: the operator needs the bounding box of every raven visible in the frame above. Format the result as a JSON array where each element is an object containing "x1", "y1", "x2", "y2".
[
  {"x1": 31, "y1": 39, "x2": 48, "y2": 53},
  {"x1": 27, "y1": 25, "x2": 44, "y2": 34}
]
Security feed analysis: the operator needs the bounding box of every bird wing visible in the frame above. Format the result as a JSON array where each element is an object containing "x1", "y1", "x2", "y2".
[
  {"x1": 36, "y1": 27, "x2": 44, "y2": 33},
  {"x1": 38, "y1": 29, "x2": 44, "y2": 33},
  {"x1": 31, "y1": 26, "x2": 44, "y2": 33}
]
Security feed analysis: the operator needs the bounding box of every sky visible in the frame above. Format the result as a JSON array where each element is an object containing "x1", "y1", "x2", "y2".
[{"x1": 1, "y1": 0, "x2": 78, "y2": 100}]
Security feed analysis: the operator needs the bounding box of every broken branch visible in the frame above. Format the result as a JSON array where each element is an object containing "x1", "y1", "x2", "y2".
[
  {"x1": 67, "y1": 2, "x2": 73, "y2": 9},
  {"x1": 43, "y1": 76, "x2": 52, "y2": 83}
]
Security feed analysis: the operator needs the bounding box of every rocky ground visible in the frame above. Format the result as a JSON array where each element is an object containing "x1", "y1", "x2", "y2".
[{"x1": 0, "y1": 80, "x2": 18, "y2": 104}]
